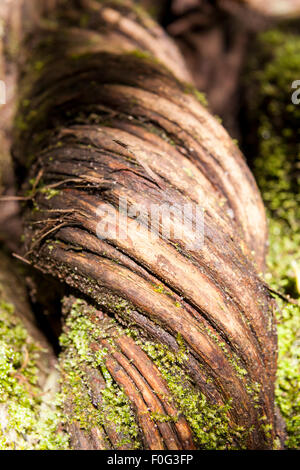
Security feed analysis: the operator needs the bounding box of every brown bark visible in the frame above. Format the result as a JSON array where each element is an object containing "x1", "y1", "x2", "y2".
[{"x1": 9, "y1": 0, "x2": 279, "y2": 449}]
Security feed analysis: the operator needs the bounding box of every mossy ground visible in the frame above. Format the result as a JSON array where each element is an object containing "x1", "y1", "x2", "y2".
[
  {"x1": 266, "y1": 219, "x2": 300, "y2": 449},
  {"x1": 0, "y1": 299, "x2": 69, "y2": 449},
  {"x1": 59, "y1": 298, "x2": 251, "y2": 449},
  {"x1": 249, "y1": 29, "x2": 300, "y2": 449}
]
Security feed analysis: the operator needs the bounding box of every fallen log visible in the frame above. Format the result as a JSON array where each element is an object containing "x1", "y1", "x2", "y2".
[{"x1": 10, "y1": 0, "x2": 279, "y2": 449}]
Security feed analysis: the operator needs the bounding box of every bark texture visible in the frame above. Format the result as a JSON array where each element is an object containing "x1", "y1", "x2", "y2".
[{"x1": 11, "y1": 0, "x2": 279, "y2": 449}]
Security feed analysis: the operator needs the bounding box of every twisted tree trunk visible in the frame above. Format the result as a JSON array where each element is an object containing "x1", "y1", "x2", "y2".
[{"x1": 10, "y1": 0, "x2": 279, "y2": 449}]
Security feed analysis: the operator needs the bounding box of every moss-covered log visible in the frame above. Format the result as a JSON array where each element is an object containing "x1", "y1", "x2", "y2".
[{"x1": 11, "y1": 0, "x2": 280, "y2": 449}]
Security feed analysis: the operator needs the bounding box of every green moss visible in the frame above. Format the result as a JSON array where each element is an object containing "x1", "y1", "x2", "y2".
[
  {"x1": 204, "y1": 326, "x2": 248, "y2": 380},
  {"x1": 59, "y1": 298, "x2": 141, "y2": 449},
  {"x1": 142, "y1": 122, "x2": 176, "y2": 146},
  {"x1": 58, "y1": 298, "x2": 251, "y2": 448},
  {"x1": 275, "y1": 298, "x2": 300, "y2": 448},
  {"x1": 15, "y1": 115, "x2": 29, "y2": 132},
  {"x1": 40, "y1": 187, "x2": 60, "y2": 200},
  {"x1": 79, "y1": 13, "x2": 90, "y2": 28},
  {"x1": 150, "y1": 411, "x2": 178, "y2": 423},
  {"x1": 136, "y1": 338, "x2": 248, "y2": 449},
  {"x1": 25, "y1": 177, "x2": 60, "y2": 201},
  {"x1": 250, "y1": 30, "x2": 300, "y2": 236},
  {"x1": 153, "y1": 284, "x2": 169, "y2": 295},
  {"x1": 129, "y1": 49, "x2": 152, "y2": 60},
  {"x1": 124, "y1": 49, "x2": 161, "y2": 69},
  {"x1": 0, "y1": 300, "x2": 68, "y2": 449},
  {"x1": 184, "y1": 83, "x2": 208, "y2": 107},
  {"x1": 248, "y1": 29, "x2": 300, "y2": 449},
  {"x1": 34, "y1": 61, "x2": 45, "y2": 72}
]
